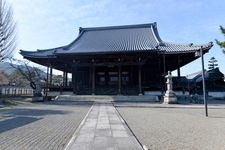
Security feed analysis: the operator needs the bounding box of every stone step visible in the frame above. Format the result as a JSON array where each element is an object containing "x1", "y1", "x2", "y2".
[{"x1": 54, "y1": 95, "x2": 159, "y2": 102}]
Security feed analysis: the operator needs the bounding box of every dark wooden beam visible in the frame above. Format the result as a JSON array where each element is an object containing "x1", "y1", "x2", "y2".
[
  {"x1": 177, "y1": 56, "x2": 181, "y2": 77},
  {"x1": 118, "y1": 60, "x2": 122, "y2": 95},
  {"x1": 72, "y1": 66, "x2": 77, "y2": 94},
  {"x1": 63, "y1": 72, "x2": 65, "y2": 85},
  {"x1": 138, "y1": 57, "x2": 143, "y2": 95},
  {"x1": 45, "y1": 65, "x2": 49, "y2": 97},
  {"x1": 65, "y1": 72, "x2": 68, "y2": 87},
  {"x1": 92, "y1": 59, "x2": 95, "y2": 95},
  {"x1": 49, "y1": 67, "x2": 53, "y2": 85},
  {"x1": 71, "y1": 61, "x2": 146, "y2": 67}
]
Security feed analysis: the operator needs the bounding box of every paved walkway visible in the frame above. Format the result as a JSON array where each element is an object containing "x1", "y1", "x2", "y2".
[{"x1": 66, "y1": 103, "x2": 143, "y2": 150}]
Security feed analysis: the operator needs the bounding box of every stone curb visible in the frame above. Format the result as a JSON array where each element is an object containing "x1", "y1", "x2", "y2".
[
  {"x1": 114, "y1": 105, "x2": 145, "y2": 150},
  {"x1": 64, "y1": 104, "x2": 94, "y2": 150},
  {"x1": 114, "y1": 103, "x2": 225, "y2": 109}
]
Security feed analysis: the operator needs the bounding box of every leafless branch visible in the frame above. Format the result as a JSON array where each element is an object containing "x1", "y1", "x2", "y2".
[
  {"x1": 0, "y1": 0, "x2": 17, "y2": 62},
  {"x1": 8, "y1": 58, "x2": 44, "y2": 89}
]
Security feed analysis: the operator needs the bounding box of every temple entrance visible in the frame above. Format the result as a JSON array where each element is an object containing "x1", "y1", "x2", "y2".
[{"x1": 94, "y1": 66, "x2": 138, "y2": 95}]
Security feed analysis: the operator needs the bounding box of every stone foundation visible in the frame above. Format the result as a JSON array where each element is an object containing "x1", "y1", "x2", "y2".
[{"x1": 164, "y1": 90, "x2": 177, "y2": 104}]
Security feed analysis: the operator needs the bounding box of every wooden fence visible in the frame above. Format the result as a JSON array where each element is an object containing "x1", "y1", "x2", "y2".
[{"x1": 0, "y1": 87, "x2": 33, "y2": 97}]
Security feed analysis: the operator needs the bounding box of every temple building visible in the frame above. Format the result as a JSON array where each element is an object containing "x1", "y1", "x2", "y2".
[{"x1": 20, "y1": 22, "x2": 213, "y2": 95}]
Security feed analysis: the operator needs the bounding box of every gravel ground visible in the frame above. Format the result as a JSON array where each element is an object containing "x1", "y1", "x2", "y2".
[
  {"x1": 0, "y1": 101, "x2": 92, "y2": 150},
  {"x1": 117, "y1": 106, "x2": 225, "y2": 150}
]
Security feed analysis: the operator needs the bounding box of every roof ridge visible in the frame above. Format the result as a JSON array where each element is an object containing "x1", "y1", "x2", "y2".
[{"x1": 80, "y1": 22, "x2": 157, "y2": 32}]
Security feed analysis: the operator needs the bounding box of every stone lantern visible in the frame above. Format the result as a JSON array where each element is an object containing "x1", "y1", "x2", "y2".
[{"x1": 164, "y1": 71, "x2": 177, "y2": 104}]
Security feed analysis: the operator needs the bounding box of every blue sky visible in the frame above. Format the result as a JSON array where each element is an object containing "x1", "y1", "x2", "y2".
[{"x1": 8, "y1": 0, "x2": 225, "y2": 75}]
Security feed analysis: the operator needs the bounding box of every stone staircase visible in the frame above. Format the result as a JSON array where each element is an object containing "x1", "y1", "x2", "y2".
[{"x1": 54, "y1": 95, "x2": 159, "y2": 102}]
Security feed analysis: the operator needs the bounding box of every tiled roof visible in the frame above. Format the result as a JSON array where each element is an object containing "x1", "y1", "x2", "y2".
[
  {"x1": 20, "y1": 22, "x2": 213, "y2": 57},
  {"x1": 56, "y1": 23, "x2": 161, "y2": 54},
  {"x1": 20, "y1": 48, "x2": 59, "y2": 58},
  {"x1": 159, "y1": 42, "x2": 213, "y2": 54}
]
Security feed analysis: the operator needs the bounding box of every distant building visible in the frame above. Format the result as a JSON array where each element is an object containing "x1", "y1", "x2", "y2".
[
  {"x1": 186, "y1": 68, "x2": 225, "y2": 91},
  {"x1": 20, "y1": 23, "x2": 213, "y2": 95}
]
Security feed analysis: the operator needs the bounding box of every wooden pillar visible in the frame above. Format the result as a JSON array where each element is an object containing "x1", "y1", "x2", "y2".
[
  {"x1": 72, "y1": 66, "x2": 77, "y2": 94},
  {"x1": 163, "y1": 53, "x2": 166, "y2": 75},
  {"x1": 89, "y1": 66, "x2": 92, "y2": 86},
  {"x1": 177, "y1": 56, "x2": 181, "y2": 77},
  {"x1": 45, "y1": 66, "x2": 49, "y2": 97},
  {"x1": 62, "y1": 71, "x2": 68, "y2": 86},
  {"x1": 138, "y1": 57, "x2": 142, "y2": 96},
  {"x1": 63, "y1": 71, "x2": 66, "y2": 86},
  {"x1": 177, "y1": 68, "x2": 181, "y2": 77},
  {"x1": 65, "y1": 72, "x2": 68, "y2": 87},
  {"x1": 92, "y1": 59, "x2": 95, "y2": 95},
  {"x1": 163, "y1": 53, "x2": 166, "y2": 91},
  {"x1": 49, "y1": 67, "x2": 53, "y2": 85},
  {"x1": 118, "y1": 63, "x2": 122, "y2": 95},
  {"x1": 46, "y1": 66, "x2": 49, "y2": 85}
]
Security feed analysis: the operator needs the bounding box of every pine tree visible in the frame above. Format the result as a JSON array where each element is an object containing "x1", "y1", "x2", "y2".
[
  {"x1": 207, "y1": 57, "x2": 223, "y2": 91},
  {"x1": 215, "y1": 26, "x2": 225, "y2": 54},
  {"x1": 208, "y1": 57, "x2": 218, "y2": 70}
]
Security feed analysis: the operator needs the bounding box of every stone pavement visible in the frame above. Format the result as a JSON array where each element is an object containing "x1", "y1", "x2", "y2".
[
  {"x1": 0, "y1": 101, "x2": 92, "y2": 150},
  {"x1": 65, "y1": 102, "x2": 143, "y2": 150},
  {"x1": 117, "y1": 106, "x2": 225, "y2": 150}
]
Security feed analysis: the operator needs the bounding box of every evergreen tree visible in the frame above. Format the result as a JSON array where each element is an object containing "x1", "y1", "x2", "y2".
[
  {"x1": 207, "y1": 57, "x2": 223, "y2": 90},
  {"x1": 215, "y1": 26, "x2": 225, "y2": 54},
  {"x1": 208, "y1": 57, "x2": 218, "y2": 70}
]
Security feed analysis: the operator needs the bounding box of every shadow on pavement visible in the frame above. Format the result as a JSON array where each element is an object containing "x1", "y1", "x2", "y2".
[
  {"x1": 43, "y1": 100, "x2": 94, "y2": 106},
  {"x1": 0, "y1": 108, "x2": 72, "y2": 133},
  {"x1": 0, "y1": 100, "x2": 93, "y2": 134},
  {"x1": 0, "y1": 116, "x2": 40, "y2": 133},
  {"x1": 0, "y1": 108, "x2": 70, "y2": 117}
]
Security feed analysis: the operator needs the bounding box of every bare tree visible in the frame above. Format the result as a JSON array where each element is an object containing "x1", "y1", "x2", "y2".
[
  {"x1": 9, "y1": 58, "x2": 44, "y2": 90},
  {"x1": 0, "y1": 0, "x2": 16, "y2": 62}
]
